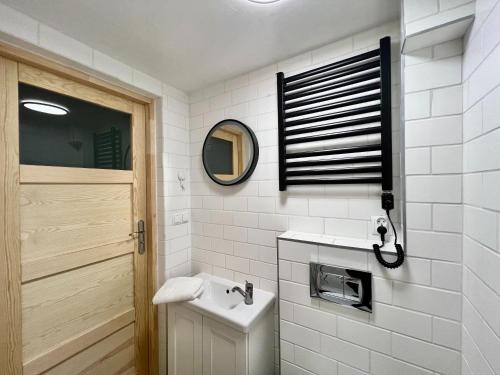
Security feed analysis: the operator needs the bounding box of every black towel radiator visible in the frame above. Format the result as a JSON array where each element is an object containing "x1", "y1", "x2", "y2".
[{"x1": 276, "y1": 36, "x2": 393, "y2": 192}]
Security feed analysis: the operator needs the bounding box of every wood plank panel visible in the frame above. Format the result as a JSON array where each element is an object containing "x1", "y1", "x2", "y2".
[
  {"x1": 41, "y1": 324, "x2": 135, "y2": 375},
  {"x1": 24, "y1": 309, "x2": 135, "y2": 375},
  {"x1": 19, "y1": 63, "x2": 133, "y2": 114},
  {"x1": 146, "y1": 101, "x2": 159, "y2": 375},
  {"x1": 22, "y1": 254, "x2": 134, "y2": 364},
  {"x1": 0, "y1": 56, "x2": 22, "y2": 374},
  {"x1": 21, "y1": 184, "x2": 132, "y2": 263},
  {"x1": 22, "y1": 240, "x2": 134, "y2": 283},
  {"x1": 132, "y1": 102, "x2": 149, "y2": 374},
  {"x1": 21, "y1": 165, "x2": 133, "y2": 184}
]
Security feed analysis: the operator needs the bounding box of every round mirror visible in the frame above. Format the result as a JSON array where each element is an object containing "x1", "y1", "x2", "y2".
[{"x1": 202, "y1": 119, "x2": 259, "y2": 186}]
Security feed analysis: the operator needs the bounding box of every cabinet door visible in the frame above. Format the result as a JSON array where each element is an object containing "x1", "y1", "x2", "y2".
[
  {"x1": 202, "y1": 317, "x2": 248, "y2": 375},
  {"x1": 168, "y1": 305, "x2": 202, "y2": 375}
]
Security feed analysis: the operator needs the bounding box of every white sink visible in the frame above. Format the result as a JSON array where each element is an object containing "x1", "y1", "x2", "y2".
[{"x1": 181, "y1": 273, "x2": 275, "y2": 333}]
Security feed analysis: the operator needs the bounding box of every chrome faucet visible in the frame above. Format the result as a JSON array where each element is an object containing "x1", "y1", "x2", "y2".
[{"x1": 231, "y1": 280, "x2": 253, "y2": 305}]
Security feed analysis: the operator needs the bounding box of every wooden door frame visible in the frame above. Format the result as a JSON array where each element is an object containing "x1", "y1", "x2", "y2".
[{"x1": 0, "y1": 42, "x2": 159, "y2": 375}]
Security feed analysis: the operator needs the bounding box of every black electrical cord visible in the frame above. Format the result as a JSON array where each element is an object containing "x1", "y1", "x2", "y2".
[{"x1": 372, "y1": 208, "x2": 405, "y2": 269}]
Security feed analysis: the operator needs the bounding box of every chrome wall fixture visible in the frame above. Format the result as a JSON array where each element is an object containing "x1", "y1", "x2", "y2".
[{"x1": 310, "y1": 262, "x2": 372, "y2": 313}]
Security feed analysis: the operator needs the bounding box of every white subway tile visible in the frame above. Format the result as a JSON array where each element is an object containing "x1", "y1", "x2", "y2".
[
  {"x1": 247, "y1": 197, "x2": 275, "y2": 213},
  {"x1": 249, "y1": 260, "x2": 276, "y2": 280},
  {"x1": 294, "y1": 304, "x2": 337, "y2": 337},
  {"x1": 132, "y1": 70, "x2": 162, "y2": 96},
  {"x1": 289, "y1": 216, "x2": 324, "y2": 234},
  {"x1": 462, "y1": 297, "x2": 500, "y2": 372},
  {"x1": 311, "y1": 37, "x2": 353, "y2": 65},
  {"x1": 404, "y1": 0, "x2": 439, "y2": 23},
  {"x1": 405, "y1": 148, "x2": 431, "y2": 175},
  {"x1": 337, "y1": 317, "x2": 391, "y2": 354},
  {"x1": 405, "y1": 116, "x2": 462, "y2": 147},
  {"x1": 368, "y1": 255, "x2": 431, "y2": 285},
  {"x1": 463, "y1": 236, "x2": 500, "y2": 294},
  {"x1": 370, "y1": 351, "x2": 433, "y2": 375},
  {"x1": 280, "y1": 321, "x2": 320, "y2": 352},
  {"x1": 431, "y1": 260, "x2": 462, "y2": 291},
  {"x1": 309, "y1": 199, "x2": 349, "y2": 218},
  {"x1": 463, "y1": 268, "x2": 500, "y2": 337},
  {"x1": 406, "y1": 203, "x2": 432, "y2": 230},
  {"x1": 404, "y1": 56, "x2": 462, "y2": 92},
  {"x1": 319, "y1": 245, "x2": 368, "y2": 270},
  {"x1": 279, "y1": 260, "x2": 292, "y2": 281},
  {"x1": 0, "y1": 3, "x2": 38, "y2": 43},
  {"x1": 324, "y1": 218, "x2": 368, "y2": 239},
  {"x1": 223, "y1": 197, "x2": 247, "y2": 211},
  {"x1": 278, "y1": 240, "x2": 318, "y2": 263},
  {"x1": 463, "y1": 206, "x2": 497, "y2": 250},
  {"x1": 280, "y1": 280, "x2": 318, "y2": 307},
  {"x1": 294, "y1": 346, "x2": 338, "y2": 375},
  {"x1": 433, "y1": 317, "x2": 461, "y2": 350},
  {"x1": 223, "y1": 225, "x2": 248, "y2": 241},
  {"x1": 482, "y1": 171, "x2": 500, "y2": 211},
  {"x1": 291, "y1": 262, "x2": 309, "y2": 285},
  {"x1": 39, "y1": 25, "x2": 93, "y2": 67},
  {"x1": 405, "y1": 91, "x2": 431, "y2": 120},
  {"x1": 431, "y1": 85, "x2": 462, "y2": 116},
  {"x1": 372, "y1": 277, "x2": 393, "y2": 304},
  {"x1": 406, "y1": 175, "x2": 462, "y2": 203},
  {"x1": 92, "y1": 51, "x2": 133, "y2": 83},
  {"x1": 407, "y1": 230, "x2": 462, "y2": 261},
  {"x1": 483, "y1": 85, "x2": 500, "y2": 133},
  {"x1": 372, "y1": 303, "x2": 432, "y2": 340},
  {"x1": 391, "y1": 333, "x2": 460, "y2": 375},
  {"x1": 259, "y1": 214, "x2": 288, "y2": 231},
  {"x1": 431, "y1": 144, "x2": 462, "y2": 174},
  {"x1": 248, "y1": 228, "x2": 276, "y2": 246},
  {"x1": 233, "y1": 212, "x2": 259, "y2": 228},
  {"x1": 276, "y1": 199, "x2": 309, "y2": 216},
  {"x1": 432, "y1": 204, "x2": 463, "y2": 233},
  {"x1": 225, "y1": 255, "x2": 250, "y2": 273},
  {"x1": 393, "y1": 282, "x2": 461, "y2": 320},
  {"x1": 320, "y1": 334, "x2": 370, "y2": 372},
  {"x1": 462, "y1": 326, "x2": 495, "y2": 375}
]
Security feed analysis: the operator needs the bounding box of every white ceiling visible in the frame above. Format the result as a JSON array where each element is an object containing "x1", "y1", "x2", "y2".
[{"x1": 2, "y1": 0, "x2": 400, "y2": 92}]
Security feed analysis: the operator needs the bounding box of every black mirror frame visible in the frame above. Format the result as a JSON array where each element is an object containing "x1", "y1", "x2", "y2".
[{"x1": 202, "y1": 119, "x2": 259, "y2": 186}]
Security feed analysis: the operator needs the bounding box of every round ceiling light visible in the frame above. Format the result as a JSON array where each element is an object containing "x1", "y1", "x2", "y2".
[
  {"x1": 21, "y1": 100, "x2": 69, "y2": 115},
  {"x1": 247, "y1": 0, "x2": 280, "y2": 3}
]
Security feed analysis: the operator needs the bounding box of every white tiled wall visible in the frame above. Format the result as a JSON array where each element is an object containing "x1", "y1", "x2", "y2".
[
  {"x1": 278, "y1": 238, "x2": 462, "y2": 375},
  {"x1": 3, "y1": 1, "x2": 500, "y2": 374},
  {"x1": 188, "y1": 20, "x2": 402, "y2": 288},
  {"x1": 403, "y1": 0, "x2": 476, "y2": 36},
  {"x1": 461, "y1": 0, "x2": 500, "y2": 373},
  {"x1": 188, "y1": 22, "x2": 402, "y2": 372}
]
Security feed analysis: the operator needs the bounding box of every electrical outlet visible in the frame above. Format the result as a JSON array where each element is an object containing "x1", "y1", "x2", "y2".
[{"x1": 371, "y1": 215, "x2": 390, "y2": 236}]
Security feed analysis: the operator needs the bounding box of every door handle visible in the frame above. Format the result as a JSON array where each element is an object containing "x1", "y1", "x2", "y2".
[{"x1": 129, "y1": 219, "x2": 146, "y2": 254}]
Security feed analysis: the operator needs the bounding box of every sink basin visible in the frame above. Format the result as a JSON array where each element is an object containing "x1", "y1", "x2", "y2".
[{"x1": 181, "y1": 273, "x2": 275, "y2": 333}]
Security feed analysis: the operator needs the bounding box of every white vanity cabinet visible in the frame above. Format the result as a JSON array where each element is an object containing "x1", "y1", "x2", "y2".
[
  {"x1": 168, "y1": 303, "x2": 274, "y2": 375},
  {"x1": 202, "y1": 317, "x2": 247, "y2": 375},
  {"x1": 168, "y1": 305, "x2": 202, "y2": 375}
]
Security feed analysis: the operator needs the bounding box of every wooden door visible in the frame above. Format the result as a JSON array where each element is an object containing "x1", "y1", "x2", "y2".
[
  {"x1": 168, "y1": 305, "x2": 202, "y2": 375},
  {"x1": 202, "y1": 317, "x2": 247, "y2": 375},
  {"x1": 0, "y1": 57, "x2": 151, "y2": 374}
]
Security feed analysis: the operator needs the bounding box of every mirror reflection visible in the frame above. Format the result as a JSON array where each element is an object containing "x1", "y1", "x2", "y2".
[{"x1": 202, "y1": 119, "x2": 259, "y2": 186}]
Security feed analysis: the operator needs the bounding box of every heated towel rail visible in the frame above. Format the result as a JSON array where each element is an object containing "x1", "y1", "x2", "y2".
[{"x1": 276, "y1": 36, "x2": 393, "y2": 191}]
